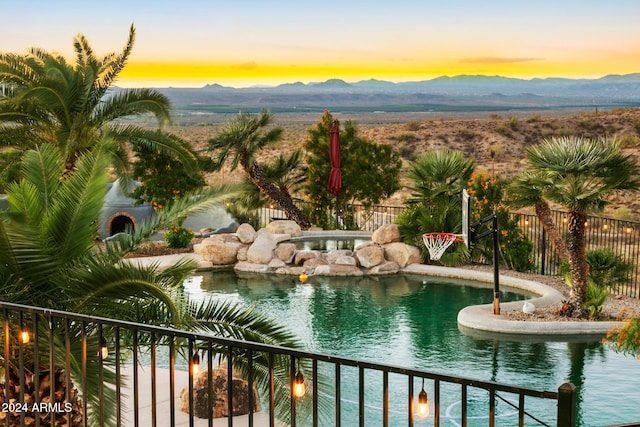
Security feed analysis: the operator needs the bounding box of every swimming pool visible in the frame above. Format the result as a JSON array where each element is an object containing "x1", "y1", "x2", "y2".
[{"x1": 185, "y1": 271, "x2": 640, "y2": 426}]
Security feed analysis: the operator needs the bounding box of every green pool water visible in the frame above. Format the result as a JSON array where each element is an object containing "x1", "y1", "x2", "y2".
[{"x1": 186, "y1": 271, "x2": 640, "y2": 427}]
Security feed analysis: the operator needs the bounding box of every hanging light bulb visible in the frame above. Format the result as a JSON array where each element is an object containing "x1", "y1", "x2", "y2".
[
  {"x1": 191, "y1": 353, "x2": 200, "y2": 376},
  {"x1": 19, "y1": 329, "x2": 30, "y2": 344},
  {"x1": 293, "y1": 360, "x2": 306, "y2": 398},
  {"x1": 99, "y1": 337, "x2": 109, "y2": 359},
  {"x1": 417, "y1": 379, "x2": 429, "y2": 418}
]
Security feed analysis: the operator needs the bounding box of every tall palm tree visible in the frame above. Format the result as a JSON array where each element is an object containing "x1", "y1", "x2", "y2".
[
  {"x1": 509, "y1": 136, "x2": 640, "y2": 316},
  {"x1": 0, "y1": 141, "x2": 304, "y2": 426},
  {"x1": 207, "y1": 110, "x2": 311, "y2": 228},
  {"x1": 0, "y1": 24, "x2": 197, "y2": 178}
]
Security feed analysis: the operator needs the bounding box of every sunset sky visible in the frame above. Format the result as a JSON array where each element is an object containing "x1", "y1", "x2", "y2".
[{"x1": 2, "y1": 0, "x2": 639, "y2": 88}]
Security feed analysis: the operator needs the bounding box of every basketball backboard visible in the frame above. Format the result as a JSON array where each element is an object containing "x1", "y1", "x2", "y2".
[{"x1": 462, "y1": 189, "x2": 470, "y2": 248}]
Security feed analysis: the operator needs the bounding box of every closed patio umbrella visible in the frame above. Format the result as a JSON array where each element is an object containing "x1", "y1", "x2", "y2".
[{"x1": 327, "y1": 120, "x2": 342, "y2": 196}]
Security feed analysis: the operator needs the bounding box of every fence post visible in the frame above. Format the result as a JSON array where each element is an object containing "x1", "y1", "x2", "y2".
[
  {"x1": 557, "y1": 382, "x2": 576, "y2": 427},
  {"x1": 541, "y1": 227, "x2": 546, "y2": 276}
]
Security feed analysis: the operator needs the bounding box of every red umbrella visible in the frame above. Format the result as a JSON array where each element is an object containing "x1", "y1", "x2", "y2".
[{"x1": 327, "y1": 120, "x2": 342, "y2": 196}]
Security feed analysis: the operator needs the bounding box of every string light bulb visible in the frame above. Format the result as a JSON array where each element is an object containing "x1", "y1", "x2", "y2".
[
  {"x1": 99, "y1": 337, "x2": 109, "y2": 359},
  {"x1": 19, "y1": 329, "x2": 30, "y2": 344},
  {"x1": 417, "y1": 379, "x2": 429, "y2": 418},
  {"x1": 293, "y1": 360, "x2": 306, "y2": 398},
  {"x1": 191, "y1": 353, "x2": 200, "y2": 376}
]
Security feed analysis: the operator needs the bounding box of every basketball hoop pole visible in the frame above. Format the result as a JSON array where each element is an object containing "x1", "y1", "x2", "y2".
[{"x1": 469, "y1": 213, "x2": 501, "y2": 315}]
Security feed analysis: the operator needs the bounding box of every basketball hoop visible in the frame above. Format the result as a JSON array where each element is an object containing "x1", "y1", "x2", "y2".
[{"x1": 422, "y1": 232, "x2": 463, "y2": 261}]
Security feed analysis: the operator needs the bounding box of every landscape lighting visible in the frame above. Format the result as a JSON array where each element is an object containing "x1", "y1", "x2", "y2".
[
  {"x1": 417, "y1": 378, "x2": 429, "y2": 418},
  {"x1": 293, "y1": 359, "x2": 306, "y2": 398},
  {"x1": 99, "y1": 337, "x2": 109, "y2": 359},
  {"x1": 191, "y1": 352, "x2": 200, "y2": 376},
  {"x1": 19, "y1": 329, "x2": 30, "y2": 344}
]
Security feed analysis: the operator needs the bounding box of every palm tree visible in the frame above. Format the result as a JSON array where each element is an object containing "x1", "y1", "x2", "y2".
[
  {"x1": 0, "y1": 24, "x2": 197, "y2": 179},
  {"x1": 0, "y1": 141, "x2": 304, "y2": 426},
  {"x1": 509, "y1": 136, "x2": 640, "y2": 316},
  {"x1": 207, "y1": 110, "x2": 311, "y2": 228},
  {"x1": 397, "y1": 149, "x2": 474, "y2": 265}
]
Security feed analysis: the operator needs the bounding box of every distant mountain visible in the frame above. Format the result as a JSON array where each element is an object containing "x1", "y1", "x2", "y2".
[{"x1": 152, "y1": 74, "x2": 640, "y2": 114}]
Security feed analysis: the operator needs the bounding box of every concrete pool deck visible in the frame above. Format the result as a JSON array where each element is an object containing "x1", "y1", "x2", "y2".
[{"x1": 125, "y1": 253, "x2": 624, "y2": 337}]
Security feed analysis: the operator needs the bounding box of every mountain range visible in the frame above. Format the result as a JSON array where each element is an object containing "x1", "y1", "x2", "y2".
[{"x1": 154, "y1": 74, "x2": 640, "y2": 114}]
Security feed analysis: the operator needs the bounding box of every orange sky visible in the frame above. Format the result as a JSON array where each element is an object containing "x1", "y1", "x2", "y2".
[{"x1": 3, "y1": 1, "x2": 640, "y2": 88}]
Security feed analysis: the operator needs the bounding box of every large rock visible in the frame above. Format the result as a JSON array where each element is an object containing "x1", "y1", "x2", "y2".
[
  {"x1": 247, "y1": 232, "x2": 277, "y2": 264},
  {"x1": 236, "y1": 223, "x2": 257, "y2": 244},
  {"x1": 368, "y1": 261, "x2": 400, "y2": 275},
  {"x1": 371, "y1": 224, "x2": 401, "y2": 244},
  {"x1": 302, "y1": 258, "x2": 329, "y2": 269},
  {"x1": 325, "y1": 249, "x2": 353, "y2": 264},
  {"x1": 274, "y1": 243, "x2": 297, "y2": 263},
  {"x1": 294, "y1": 250, "x2": 321, "y2": 265},
  {"x1": 383, "y1": 242, "x2": 423, "y2": 268},
  {"x1": 193, "y1": 234, "x2": 244, "y2": 265},
  {"x1": 265, "y1": 220, "x2": 302, "y2": 237},
  {"x1": 334, "y1": 255, "x2": 357, "y2": 266},
  {"x1": 180, "y1": 363, "x2": 260, "y2": 418},
  {"x1": 234, "y1": 261, "x2": 270, "y2": 273},
  {"x1": 355, "y1": 245, "x2": 385, "y2": 268},
  {"x1": 314, "y1": 264, "x2": 363, "y2": 276}
]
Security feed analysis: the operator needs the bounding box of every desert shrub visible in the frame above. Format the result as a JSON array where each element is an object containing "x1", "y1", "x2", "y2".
[
  {"x1": 390, "y1": 133, "x2": 420, "y2": 143},
  {"x1": 633, "y1": 117, "x2": 640, "y2": 135},
  {"x1": 164, "y1": 223, "x2": 194, "y2": 248},
  {"x1": 396, "y1": 142, "x2": 417, "y2": 161},
  {"x1": 489, "y1": 143, "x2": 505, "y2": 159},
  {"x1": 456, "y1": 129, "x2": 477, "y2": 142},
  {"x1": 489, "y1": 113, "x2": 502, "y2": 120},
  {"x1": 495, "y1": 122, "x2": 512, "y2": 138},
  {"x1": 405, "y1": 120, "x2": 421, "y2": 131},
  {"x1": 508, "y1": 116, "x2": 520, "y2": 131},
  {"x1": 605, "y1": 317, "x2": 640, "y2": 358},
  {"x1": 526, "y1": 113, "x2": 542, "y2": 123},
  {"x1": 613, "y1": 207, "x2": 634, "y2": 220},
  {"x1": 618, "y1": 133, "x2": 640, "y2": 148},
  {"x1": 436, "y1": 133, "x2": 448, "y2": 142},
  {"x1": 467, "y1": 172, "x2": 534, "y2": 272}
]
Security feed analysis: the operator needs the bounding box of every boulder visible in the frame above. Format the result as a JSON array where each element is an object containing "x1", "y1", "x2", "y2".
[
  {"x1": 294, "y1": 250, "x2": 321, "y2": 265},
  {"x1": 247, "y1": 232, "x2": 277, "y2": 264},
  {"x1": 236, "y1": 223, "x2": 257, "y2": 244},
  {"x1": 368, "y1": 261, "x2": 400, "y2": 275},
  {"x1": 265, "y1": 220, "x2": 302, "y2": 237},
  {"x1": 371, "y1": 224, "x2": 401, "y2": 244},
  {"x1": 314, "y1": 264, "x2": 364, "y2": 277},
  {"x1": 334, "y1": 255, "x2": 357, "y2": 266},
  {"x1": 355, "y1": 245, "x2": 385, "y2": 268},
  {"x1": 234, "y1": 261, "x2": 270, "y2": 273},
  {"x1": 274, "y1": 243, "x2": 297, "y2": 263},
  {"x1": 383, "y1": 242, "x2": 423, "y2": 268},
  {"x1": 268, "y1": 258, "x2": 287, "y2": 269},
  {"x1": 236, "y1": 245, "x2": 249, "y2": 262},
  {"x1": 302, "y1": 258, "x2": 329, "y2": 269},
  {"x1": 325, "y1": 249, "x2": 353, "y2": 264},
  {"x1": 180, "y1": 363, "x2": 260, "y2": 419},
  {"x1": 193, "y1": 234, "x2": 243, "y2": 265}
]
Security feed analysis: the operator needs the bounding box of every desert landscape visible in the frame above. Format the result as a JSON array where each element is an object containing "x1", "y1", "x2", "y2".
[{"x1": 162, "y1": 107, "x2": 640, "y2": 218}]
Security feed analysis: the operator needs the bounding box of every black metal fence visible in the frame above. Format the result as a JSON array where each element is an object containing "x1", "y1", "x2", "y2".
[
  {"x1": 0, "y1": 300, "x2": 576, "y2": 427},
  {"x1": 512, "y1": 210, "x2": 640, "y2": 298},
  {"x1": 257, "y1": 202, "x2": 640, "y2": 299}
]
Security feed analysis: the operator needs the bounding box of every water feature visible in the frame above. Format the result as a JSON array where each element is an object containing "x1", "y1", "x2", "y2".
[{"x1": 185, "y1": 271, "x2": 640, "y2": 426}]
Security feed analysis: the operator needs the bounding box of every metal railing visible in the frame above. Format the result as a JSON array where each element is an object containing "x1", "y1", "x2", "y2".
[
  {"x1": 0, "y1": 300, "x2": 576, "y2": 427},
  {"x1": 513, "y1": 210, "x2": 640, "y2": 298}
]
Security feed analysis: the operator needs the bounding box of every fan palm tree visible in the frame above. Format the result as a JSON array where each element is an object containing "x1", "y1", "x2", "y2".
[
  {"x1": 207, "y1": 110, "x2": 311, "y2": 228},
  {"x1": 0, "y1": 24, "x2": 197, "y2": 180},
  {"x1": 0, "y1": 141, "x2": 305, "y2": 426},
  {"x1": 509, "y1": 136, "x2": 640, "y2": 316},
  {"x1": 397, "y1": 149, "x2": 474, "y2": 265}
]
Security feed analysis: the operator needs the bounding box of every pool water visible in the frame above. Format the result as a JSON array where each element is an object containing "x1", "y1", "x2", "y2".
[{"x1": 186, "y1": 271, "x2": 640, "y2": 426}]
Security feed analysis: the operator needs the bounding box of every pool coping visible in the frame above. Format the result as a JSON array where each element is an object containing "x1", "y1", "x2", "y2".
[{"x1": 401, "y1": 264, "x2": 624, "y2": 338}]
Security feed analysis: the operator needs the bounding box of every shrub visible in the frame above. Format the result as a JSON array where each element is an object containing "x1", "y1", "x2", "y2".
[
  {"x1": 467, "y1": 172, "x2": 534, "y2": 272},
  {"x1": 405, "y1": 121, "x2": 421, "y2": 131},
  {"x1": 164, "y1": 224, "x2": 194, "y2": 248}
]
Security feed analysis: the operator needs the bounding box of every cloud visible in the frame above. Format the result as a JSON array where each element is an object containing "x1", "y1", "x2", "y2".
[
  {"x1": 232, "y1": 61, "x2": 258, "y2": 70},
  {"x1": 459, "y1": 57, "x2": 543, "y2": 64}
]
